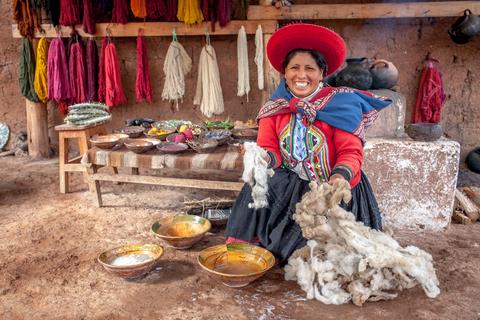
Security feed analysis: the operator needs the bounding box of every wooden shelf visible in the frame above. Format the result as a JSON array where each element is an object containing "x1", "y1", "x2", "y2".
[
  {"x1": 248, "y1": 1, "x2": 480, "y2": 20},
  {"x1": 11, "y1": 20, "x2": 277, "y2": 38}
]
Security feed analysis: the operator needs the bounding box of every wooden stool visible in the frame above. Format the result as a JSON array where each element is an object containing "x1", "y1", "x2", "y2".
[{"x1": 55, "y1": 122, "x2": 108, "y2": 193}]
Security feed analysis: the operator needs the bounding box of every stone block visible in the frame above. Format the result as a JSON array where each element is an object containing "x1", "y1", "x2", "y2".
[
  {"x1": 366, "y1": 89, "x2": 406, "y2": 138},
  {"x1": 363, "y1": 138, "x2": 460, "y2": 231}
]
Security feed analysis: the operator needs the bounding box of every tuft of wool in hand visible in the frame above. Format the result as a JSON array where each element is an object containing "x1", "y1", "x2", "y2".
[
  {"x1": 242, "y1": 142, "x2": 274, "y2": 209},
  {"x1": 285, "y1": 180, "x2": 440, "y2": 306}
]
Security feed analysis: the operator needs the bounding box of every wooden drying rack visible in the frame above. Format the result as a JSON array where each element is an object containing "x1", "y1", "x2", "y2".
[{"x1": 10, "y1": 1, "x2": 480, "y2": 157}]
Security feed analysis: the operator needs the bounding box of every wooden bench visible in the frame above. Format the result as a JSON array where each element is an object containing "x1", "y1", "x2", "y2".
[{"x1": 84, "y1": 145, "x2": 245, "y2": 207}]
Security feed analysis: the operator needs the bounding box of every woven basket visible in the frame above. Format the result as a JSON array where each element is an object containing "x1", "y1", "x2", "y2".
[{"x1": 187, "y1": 139, "x2": 218, "y2": 153}]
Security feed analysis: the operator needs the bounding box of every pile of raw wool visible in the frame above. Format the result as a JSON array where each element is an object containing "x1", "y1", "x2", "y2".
[
  {"x1": 284, "y1": 180, "x2": 440, "y2": 306},
  {"x1": 242, "y1": 142, "x2": 274, "y2": 209}
]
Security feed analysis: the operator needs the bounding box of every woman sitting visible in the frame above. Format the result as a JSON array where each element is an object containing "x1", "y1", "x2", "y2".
[{"x1": 225, "y1": 23, "x2": 392, "y2": 265}]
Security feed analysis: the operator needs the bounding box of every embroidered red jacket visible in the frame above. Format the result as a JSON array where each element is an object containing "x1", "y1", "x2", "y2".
[{"x1": 257, "y1": 113, "x2": 363, "y2": 188}]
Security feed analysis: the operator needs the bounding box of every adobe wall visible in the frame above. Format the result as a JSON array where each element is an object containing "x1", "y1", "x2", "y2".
[{"x1": 1, "y1": 2, "x2": 479, "y2": 164}]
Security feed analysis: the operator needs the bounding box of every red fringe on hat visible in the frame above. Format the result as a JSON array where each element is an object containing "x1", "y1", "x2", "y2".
[
  {"x1": 136, "y1": 34, "x2": 152, "y2": 103},
  {"x1": 98, "y1": 37, "x2": 108, "y2": 103},
  {"x1": 112, "y1": 0, "x2": 129, "y2": 24},
  {"x1": 105, "y1": 43, "x2": 127, "y2": 108},
  {"x1": 83, "y1": 0, "x2": 96, "y2": 34},
  {"x1": 146, "y1": 0, "x2": 166, "y2": 19},
  {"x1": 69, "y1": 41, "x2": 88, "y2": 104},
  {"x1": 59, "y1": 0, "x2": 81, "y2": 26}
]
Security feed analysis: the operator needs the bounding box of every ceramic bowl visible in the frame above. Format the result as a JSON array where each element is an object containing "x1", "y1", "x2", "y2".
[
  {"x1": 187, "y1": 138, "x2": 218, "y2": 153},
  {"x1": 142, "y1": 138, "x2": 161, "y2": 147},
  {"x1": 151, "y1": 215, "x2": 211, "y2": 249},
  {"x1": 121, "y1": 126, "x2": 145, "y2": 138},
  {"x1": 202, "y1": 130, "x2": 232, "y2": 146},
  {"x1": 90, "y1": 135, "x2": 121, "y2": 149},
  {"x1": 97, "y1": 243, "x2": 164, "y2": 279},
  {"x1": 109, "y1": 133, "x2": 129, "y2": 143},
  {"x1": 231, "y1": 128, "x2": 258, "y2": 141},
  {"x1": 197, "y1": 243, "x2": 275, "y2": 288},
  {"x1": 405, "y1": 123, "x2": 443, "y2": 142},
  {"x1": 144, "y1": 128, "x2": 176, "y2": 140},
  {"x1": 124, "y1": 138, "x2": 154, "y2": 154},
  {"x1": 157, "y1": 142, "x2": 189, "y2": 154}
]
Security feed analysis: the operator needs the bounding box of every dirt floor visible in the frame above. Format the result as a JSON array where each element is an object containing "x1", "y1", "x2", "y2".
[{"x1": 1, "y1": 156, "x2": 480, "y2": 320}]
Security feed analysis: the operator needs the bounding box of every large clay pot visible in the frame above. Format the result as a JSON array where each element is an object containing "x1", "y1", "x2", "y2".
[
  {"x1": 448, "y1": 9, "x2": 480, "y2": 44},
  {"x1": 335, "y1": 57, "x2": 373, "y2": 90},
  {"x1": 370, "y1": 59, "x2": 399, "y2": 89}
]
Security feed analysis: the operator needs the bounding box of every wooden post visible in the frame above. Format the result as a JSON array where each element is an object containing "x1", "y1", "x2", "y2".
[
  {"x1": 26, "y1": 99, "x2": 50, "y2": 158},
  {"x1": 261, "y1": 33, "x2": 281, "y2": 104}
]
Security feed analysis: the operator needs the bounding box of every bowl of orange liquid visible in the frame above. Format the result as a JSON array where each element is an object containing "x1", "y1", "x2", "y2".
[
  {"x1": 151, "y1": 215, "x2": 211, "y2": 249},
  {"x1": 197, "y1": 243, "x2": 275, "y2": 287}
]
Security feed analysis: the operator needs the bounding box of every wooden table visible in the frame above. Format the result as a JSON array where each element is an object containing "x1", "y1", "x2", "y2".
[{"x1": 85, "y1": 145, "x2": 245, "y2": 207}]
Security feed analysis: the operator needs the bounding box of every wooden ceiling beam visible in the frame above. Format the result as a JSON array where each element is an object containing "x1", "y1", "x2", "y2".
[{"x1": 247, "y1": 1, "x2": 480, "y2": 20}]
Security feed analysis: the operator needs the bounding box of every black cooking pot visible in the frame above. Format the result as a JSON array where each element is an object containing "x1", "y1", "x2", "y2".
[
  {"x1": 448, "y1": 9, "x2": 480, "y2": 44},
  {"x1": 466, "y1": 147, "x2": 480, "y2": 174}
]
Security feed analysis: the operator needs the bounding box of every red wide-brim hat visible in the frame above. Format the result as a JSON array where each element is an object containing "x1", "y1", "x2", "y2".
[{"x1": 267, "y1": 23, "x2": 346, "y2": 76}]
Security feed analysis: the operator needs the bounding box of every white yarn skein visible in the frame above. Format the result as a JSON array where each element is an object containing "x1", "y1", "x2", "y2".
[{"x1": 193, "y1": 44, "x2": 225, "y2": 118}]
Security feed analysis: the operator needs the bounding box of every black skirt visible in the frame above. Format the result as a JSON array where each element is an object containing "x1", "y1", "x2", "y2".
[{"x1": 225, "y1": 168, "x2": 382, "y2": 265}]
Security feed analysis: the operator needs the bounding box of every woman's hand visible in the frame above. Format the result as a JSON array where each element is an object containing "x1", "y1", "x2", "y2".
[{"x1": 328, "y1": 174, "x2": 346, "y2": 185}]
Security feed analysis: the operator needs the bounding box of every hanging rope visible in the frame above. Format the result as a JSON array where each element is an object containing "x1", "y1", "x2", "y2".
[
  {"x1": 237, "y1": 26, "x2": 250, "y2": 101},
  {"x1": 146, "y1": 0, "x2": 166, "y2": 19},
  {"x1": 194, "y1": 44, "x2": 224, "y2": 117},
  {"x1": 98, "y1": 37, "x2": 108, "y2": 103},
  {"x1": 131, "y1": 0, "x2": 147, "y2": 18},
  {"x1": 162, "y1": 39, "x2": 192, "y2": 110},
  {"x1": 83, "y1": 0, "x2": 96, "y2": 34},
  {"x1": 59, "y1": 0, "x2": 81, "y2": 26},
  {"x1": 177, "y1": 0, "x2": 204, "y2": 25},
  {"x1": 47, "y1": 38, "x2": 71, "y2": 102},
  {"x1": 112, "y1": 0, "x2": 129, "y2": 24},
  {"x1": 104, "y1": 42, "x2": 127, "y2": 108},
  {"x1": 254, "y1": 24, "x2": 264, "y2": 90},
  {"x1": 86, "y1": 38, "x2": 98, "y2": 102},
  {"x1": 34, "y1": 37, "x2": 49, "y2": 103},
  {"x1": 19, "y1": 38, "x2": 39, "y2": 102},
  {"x1": 136, "y1": 32, "x2": 152, "y2": 103}
]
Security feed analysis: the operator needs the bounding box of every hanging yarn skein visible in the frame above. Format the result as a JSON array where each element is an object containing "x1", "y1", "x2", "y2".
[
  {"x1": 59, "y1": 0, "x2": 81, "y2": 26},
  {"x1": 104, "y1": 42, "x2": 127, "y2": 108},
  {"x1": 83, "y1": 0, "x2": 96, "y2": 34},
  {"x1": 254, "y1": 25, "x2": 264, "y2": 90},
  {"x1": 237, "y1": 26, "x2": 250, "y2": 101},
  {"x1": 112, "y1": 0, "x2": 130, "y2": 24},
  {"x1": 162, "y1": 39, "x2": 192, "y2": 110},
  {"x1": 98, "y1": 37, "x2": 108, "y2": 103},
  {"x1": 164, "y1": 0, "x2": 179, "y2": 21},
  {"x1": 47, "y1": 38, "x2": 71, "y2": 102},
  {"x1": 131, "y1": 0, "x2": 147, "y2": 18},
  {"x1": 69, "y1": 40, "x2": 88, "y2": 104},
  {"x1": 46, "y1": 0, "x2": 60, "y2": 26},
  {"x1": 177, "y1": 0, "x2": 204, "y2": 25},
  {"x1": 86, "y1": 38, "x2": 98, "y2": 102},
  {"x1": 34, "y1": 37, "x2": 49, "y2": 103},
  {"x1": 217, "y1": 0, "x2": 231, "y2": 27},
  {"x1": 136, "y1": 32, "x2": 152, "y2": 103},
  {"x1": 19, "y1": 38, "x2": 39, "y2": 102},
  {"x1": 193, "y1": 44, "x2": 225, "y2": 117},
  {"x1": 146, "y1": 0, "x2": 166, "y2": 19}
]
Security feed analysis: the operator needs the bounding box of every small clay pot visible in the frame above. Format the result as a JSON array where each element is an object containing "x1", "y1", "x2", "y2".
[
  {"x1": 448, "y1": 9, "x2": 480, "y2": 44},
  {"x1": 405, "y1": 123, "x2": 443, "y2": 142},
  {"x1": 370, "y1": 59, "x2": 399, "y2": 89},
  {"x1": 466, "y1": 147, "x2": 480, "y2": 174}
]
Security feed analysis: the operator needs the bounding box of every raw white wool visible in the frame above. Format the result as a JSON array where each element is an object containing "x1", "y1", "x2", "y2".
[
  {"x1": 284, "y1": 181, "x2": 440, "y2": 306},
  {"x1": 193, "y1": 44, "x2": 225, "y2": 118},
  {"x1": 242, "y1": 142, "x2": 274, "y2": 209},
  {"x1": 161, "y1": 40, "x2": 192, "y2": 110}
]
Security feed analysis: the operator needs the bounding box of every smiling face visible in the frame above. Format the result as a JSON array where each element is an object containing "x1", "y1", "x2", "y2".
[{"x1": 284, "y1": 52, "x2": 324, "y2": 98}]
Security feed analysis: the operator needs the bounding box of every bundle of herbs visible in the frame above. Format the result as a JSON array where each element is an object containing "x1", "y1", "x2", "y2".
[{"x1": 64, "y1": 102, "x2": 111, "y2": 126}]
